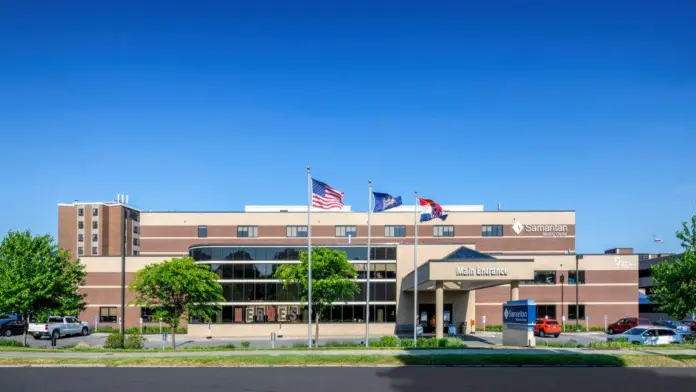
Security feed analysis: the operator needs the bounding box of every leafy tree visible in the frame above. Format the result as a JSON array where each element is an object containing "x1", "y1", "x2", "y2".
[
  {"x1": 650, "y1": 250, "x2": 696, "y2": 320},
  {"x1": 274, "y1": 247, "x2": 359, "y2": 345},
  {"x1": 128, "y1": 257, "x2": 224, "y2": 349},
  {"x1": 676, "y1": 215, "x2": 696, "y2": 251},
  {"x1": 0, "y1": 231, "x2": 87, "y2": 346}
]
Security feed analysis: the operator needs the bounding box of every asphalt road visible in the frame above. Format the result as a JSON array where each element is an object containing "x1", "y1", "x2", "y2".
[{"x1": 2, "y1": 368, "x2": 696, "y2": 392}]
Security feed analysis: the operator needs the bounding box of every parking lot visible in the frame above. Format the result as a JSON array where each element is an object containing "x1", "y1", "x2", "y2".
[{"x1": 0, "y1": 330, "x2": 610, "y2": 349}]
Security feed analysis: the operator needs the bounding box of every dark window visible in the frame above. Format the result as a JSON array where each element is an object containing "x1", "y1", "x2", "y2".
[
  {"x1": 77, "y1": 247, "x2": 84, "y2": 256},
  {"x1": 237, "y1": 226, "x2": 258, "y2": 238},
  {"x1": 433, "y1": 225, "x2": 454, "y2": 237},
  {"x1": 91, "y1": 247, "x2": 98, "y2": 255},
  {"x1": 129, "y1": 210, "x2": 140, "y2": 222},
  {"x1": 92, "y1": 234, "x2": 98, "y2": 242},
  {"x1": 78, "y1": 221, "x2": 84, "y2": 229},
  {"x1": 286, "y1": 226, "x2": 308, "y2": 237},
  {"x1": 78, "y1": 234, "x2": 84, "y2": 242},
  {"x1": 638, "y1": 269, "x2": 652, "y2": 278},
  {"x1": 99, "y1": 307, "x2": 117, "y2": 323},
  {"x1": 92, "y1": 208, "x2": 98, "y2": 217},
  {"x1": 524, "y1": 270, "x2": 556, "y2": 285},
  {"x1": 536, "y1": 305, "x2": 557, "y2": 319},
  {"x1": 78, "y1": 208, "x2": 84, "y2": 217},
  {"x1": 133, "y1": 225, "x2": 139, "y2": 234},
  {"x1": 482, "y1": 225, "x2": 503, "y2": 237},
  {"x1": 133, "y1": 251, "x2": 139, "y2": 256},
  {"x1": 133, "y1": 238, "x2": 139, "y2": 246},
  {"x1": 568, "y1": 270, "x2": 585, "y2": 284},
  {"x1": 140, "y1": 308, "x2": 155, "y2": 323},
  {"x1": 385, "y1": 225, "x2": 406, "y2": 237},
  {"x1": 198, "y1": 225, "x2": 208, "y2": 238},
  {"x1": 336, "y1": 226, "x2": 357, "y2": 237},
  {"x1": 568, "y1": 304, "x2": 586, "y2": 320},
  {"x1": 92, "y1": 221, "x2": 98, "y2": 230}
]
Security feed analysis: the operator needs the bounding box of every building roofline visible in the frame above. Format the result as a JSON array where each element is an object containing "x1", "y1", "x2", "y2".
[{"x1": 142, "y1": 209, "x2": 576, "y2": 214}]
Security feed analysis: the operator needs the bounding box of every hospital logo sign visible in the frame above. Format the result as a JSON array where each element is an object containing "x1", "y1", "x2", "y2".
[{"x1": 512, "y1": 220, "x2": 568, "y2": 237}]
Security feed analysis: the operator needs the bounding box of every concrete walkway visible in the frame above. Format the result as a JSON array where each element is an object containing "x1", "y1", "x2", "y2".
[{"x1": 1, "y1": 348, "x2": 695, "y2": 359}]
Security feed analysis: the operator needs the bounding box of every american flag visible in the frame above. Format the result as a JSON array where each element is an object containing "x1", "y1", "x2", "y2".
[
  {"x1": 312, "y1": 178, "x2": 344, "y2": 210},
  {"x1": 654, "y1": 236, "x2": 664, "y2": 243}
]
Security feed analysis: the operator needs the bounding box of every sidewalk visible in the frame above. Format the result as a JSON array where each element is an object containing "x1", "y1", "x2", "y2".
[{"x1": 1, "y1": 347, "x2": 695, "y2": 359}]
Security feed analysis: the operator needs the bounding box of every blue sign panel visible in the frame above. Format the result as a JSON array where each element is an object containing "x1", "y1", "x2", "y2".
[{"x1": 503, "y1": 300, "x2": 536, "y2": 330}]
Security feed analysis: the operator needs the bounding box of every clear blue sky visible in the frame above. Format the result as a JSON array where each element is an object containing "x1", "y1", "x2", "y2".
[{"x1": 1, "y1": 1, "x2": 694, "y2": 253}]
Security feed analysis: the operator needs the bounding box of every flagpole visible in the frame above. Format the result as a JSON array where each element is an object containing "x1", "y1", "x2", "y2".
[
  {"x1": 365, "y1": 180, "x2": 372, "y2": 347},
  {"x1": 307, "y1": 166, "x2": 313, "y2": 348},
  {"x1": 413, "y1": 190, "x2": 419, "y2": 346}
]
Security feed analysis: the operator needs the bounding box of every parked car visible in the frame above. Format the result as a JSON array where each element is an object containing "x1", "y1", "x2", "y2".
[
  {"x1": 28, "y1": 316, "x2": 89, "y2": 340},
  {"x1": 682, "y1": 320, "x2": 696, "y2": 336},
  {"x1": 607, "y1": 317, "x2": 652, "y2": 335},
  {"x1": 607, "y1": 327, "x2": 682, "y2": 345},
  {"x1": 0, "y1": 319, "x2": 26, "y2": 337},
  {"x1": 534, "y1": 318, "x2": 561, "y2": 338},
  {"x1": 653, "y1": 320, "x2": 691, "y2": 335}
]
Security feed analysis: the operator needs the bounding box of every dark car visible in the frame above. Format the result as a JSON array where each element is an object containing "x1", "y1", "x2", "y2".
[
  {"x1": 607, "y1": 317, "x2": 652, "y2": 335},
  {"x1": 0, "y1": 319, "x2": 26, "y2": 337}
]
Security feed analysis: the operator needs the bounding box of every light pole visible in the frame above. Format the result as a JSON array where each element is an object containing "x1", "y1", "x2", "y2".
[
  {"x1": 560, "y1": 273, "x2": 565, "y2": 330},
  {"x1": 575, "y1": 254, "x2": 583, "y2": 331}
]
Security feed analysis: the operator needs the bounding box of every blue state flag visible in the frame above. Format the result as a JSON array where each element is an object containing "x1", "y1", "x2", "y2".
[{"x1": 373, "y1": 192, "x2": 402, "y2": 213}]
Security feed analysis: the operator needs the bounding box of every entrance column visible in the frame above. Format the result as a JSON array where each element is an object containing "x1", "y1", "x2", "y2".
[
  {"x1": 510, "y1": 280, "x2": 520, "y2": 301},
  {"x1": 435, "y1": 281, "x2": 444, "y2": 339}
]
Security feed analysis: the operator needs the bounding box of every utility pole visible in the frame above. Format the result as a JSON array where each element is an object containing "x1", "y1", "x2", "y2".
[{"x1": 120, "y1": 204, "x2": 127, "y2": 341}]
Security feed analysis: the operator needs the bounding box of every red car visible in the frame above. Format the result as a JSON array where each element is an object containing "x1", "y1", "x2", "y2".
[
  {"x1": 534, "y1": 318, "x2": 561, "y2": 338},
  {"x1": 607, "y1": 317, "x2": 652, "y2": 335}
]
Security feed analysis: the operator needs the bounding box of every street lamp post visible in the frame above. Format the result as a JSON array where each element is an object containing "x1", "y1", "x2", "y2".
[
  {"x1": 560, "y1": 273, "x2": 565, "y2": 331},
  {"x1": 575, "y1": 254, "x2": 583, "y2": 331}
]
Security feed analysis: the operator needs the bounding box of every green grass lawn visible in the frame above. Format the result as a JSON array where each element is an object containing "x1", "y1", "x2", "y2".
[{"x1": 1, "y1": 354, "x2": 695, "y2": 367}]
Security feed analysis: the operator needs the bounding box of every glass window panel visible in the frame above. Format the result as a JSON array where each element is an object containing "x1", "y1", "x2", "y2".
[
  {"x1": 355, "y1": 263, "x2": 367, "y2": 279},
  {"x1": 355, "y1": 283, "x2": 366, "y2": 301},
  {"x1": 330, "y1": 306, "x2": 342, "y2": 322},
  {"x1": 222, "y1": 307, "x2": 233, "y2": 323},
  {"x1": 198, "y1": 225, "x2": 208, "y2": 238},
  {"x1": 222, "y1": 264, "x2": 234, "y2": 279},
  {"x1": 386, "y1": 305, "x2": 396, "y2": 322},
  {"x1": 223, "y1": 284, "x2": 234, "y2": 301},
  {"x1": 266, "y1": 283, "x2": 278, "y2": 301},
  {"x1": 244, "y1": 264, "x2": 256, "y2": 279},
  {"x1": 385, "y1": 282, "x2": 396, "y2": 301},
  {"x1": 244, "y1": 284, "x2": 255, "y2": 301},
  {"x1": 211, "y1": 247, "x2": 226, "y2": 261},
  {"x1": 255, "y1": 284, "x2": 266, "y2": 301},
  {"x1": 385, "y1": 264, "x2": 396, "y2": 279},
  {"x1": 354, "y1": 305, "x2": 365, "y2": 322},
  {"x1": 385, "y1": 247, "x2": 396, "y2": 260},
  {"x1": 375, "y1": 247, "x2": 387, "y2": 260},
  {"x1": 233, "y1": 283, "x2": 243, "y2": 302},
  {"x1": 343, "y1": 305, "x2": 353, "y2": 322}
]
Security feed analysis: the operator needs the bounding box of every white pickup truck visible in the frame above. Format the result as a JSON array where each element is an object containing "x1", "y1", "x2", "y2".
[{"x1": 28, "y1": 316, "x2": 90, "y2": 340}]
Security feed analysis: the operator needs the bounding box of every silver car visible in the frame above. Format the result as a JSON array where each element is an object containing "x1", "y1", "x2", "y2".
[{"x1": 607, "y1": 326, "x2": 682, "y2": 345}]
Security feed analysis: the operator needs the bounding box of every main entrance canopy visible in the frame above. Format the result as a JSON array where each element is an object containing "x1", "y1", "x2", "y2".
[{"x1": 402, "y1": 247, "x2": 535, "y2": 292}]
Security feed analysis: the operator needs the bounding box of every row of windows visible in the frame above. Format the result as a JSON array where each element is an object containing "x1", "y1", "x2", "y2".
[
  {"x1": 78, "y1": 207, "x2": 99, "y2": 217},
  {"x1": 190, "y1": 305, "x2": 397, "y2": 324},
  {"x1": 78, "y1": 221, "x2": 100, "y2": 230},
  {"x1": 77, "y1": 246, "x2": 100, "y2": 256},
  {"x1": 206, "y1": 263, "x2": 396, "y2": 280},
  {"x1": 522, "y1": 270, "x2": 587, "y2": 285},
  {"x1": 194, "y1": 224, "x2": 510, "y2": 238},
  {"x1": 190, "y1": 246, "x2": 397, "y2": 262},
  {"x1": 78, "y1": 234, "x2": 99, "y2": 242},
  {"x1": 219, "y1": 282, "x2": 397, "y2": 302},
  {"x1": 535, "y1": 304, "x2": 586, "y2": 320}
]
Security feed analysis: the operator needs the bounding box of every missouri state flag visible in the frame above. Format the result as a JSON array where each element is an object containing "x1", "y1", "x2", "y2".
[{"x1": 418, "y1": 198, "x2": 448, "y2": 222}]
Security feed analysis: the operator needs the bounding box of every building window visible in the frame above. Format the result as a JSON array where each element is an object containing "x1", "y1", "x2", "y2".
[
  {"x1": 92, "y1": 234, "x2": 98, "y2": 242},
  {"x1": 237, "y1": 226, "x2": 258, "y2": 238},
  {"x1": 78, "y1": 221, "x2": 84, "y2": 229},
  {"x1": 482, "y1": 225, "x2": 503, "y2": 237},
  {"x1": 77, "y1": 247, "x2": 84, "y2": 256},
  {"x1": 568, "y1": 304, "x2": 586, "y2": 320},
  {"x1": 536, "y1": 305, "x2": 557, "y2": 319},
  {"x1": 286, "y1": 226, "x2": 308, "y2": 237},
  {"x1": 335, "y1": 225, "x2": 357, "y2": 237},
  {"x1": 638, "y1": 269, "x2": 652, "y2": 278},
  {"x1": 133, "y1": 238, "x2": 139, "y2": 246},
  {"x1": 129, "y1": 210, "x2": 140, "y2": 222},
  {"x1": 141, "y1": 308, "x2": 155, "y2": 323},
  {"x1": 433, "y1": 225, "x2": 454, "y2": 237},
  {"x1": 384, "y1": 225, "x2": 406, "y2": 237},
  {"x1": 91, "y1": 247, "x2": 98, "y2": 255},
  {"x1": 78, "y1": 234, "x2": 84, "y2": 242},
  {"x1": 524, "y1": 270, "x2": 556, "y2": 285},
  {"x1": 92, "y1": 208, "x2": 98, "y2": 217},
  {"x1": 133, "y1": 225, "x2": 139, "y2": 234},
  {"x1": 99, "y1": 307, "x2": 117, "y2": 323},
  {"x1": 78, "y1": 208, "x2": 84, "y2": 217},
  {"x1": 133, "y1": 250, "x2": 139, "y2": 256},
  {"x1": 198, "y1": 225, "x2": 208, "y2": 238},
  {"x1": 568, "y1": 270, "x2": 585, "y2": 284},
  {"x1": 92, "y1": 221, "x2": 98, "y2": 230}
]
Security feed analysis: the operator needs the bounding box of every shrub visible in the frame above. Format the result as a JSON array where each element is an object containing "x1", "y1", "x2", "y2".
[
  {"x1": 104, "y1": 332, "x2": 124, "y2": 349},
  {"x1": 440, "y1": 337, "x2": 466, "y2": 348},
  {"x1": 124, "y1": 334, "x2": 146, "y2": 350},
  {"x1": 322, "y1": 341, "x2": 362, "y2": 348},
  {"x1": 588, "y1": 338, "x2": 634, "y2": 349},
  {"x1": 74, "y1": 342, "x2": 92, "y2": 350},
  {"x1": 399, "y1": 338, "x2": 414, "y2": 348},
  {"x1": 241, "y1": 341, "x2": 250, "y2": 349},
  {"x1": 536, "y1": 339, "x2": 582, "y2": 348},
  {"x1": 484, "y1": 325, "x2": 503, "y2": 331},
  {"x1": 378, "y1": 335, "x2": 399, "y2": 348},
  {"x1": 416, "y1": 338, "x2": 439, "y2": 348},
  {"x1": 0, "y1": 339, "x2": 25, "y2": 348}
]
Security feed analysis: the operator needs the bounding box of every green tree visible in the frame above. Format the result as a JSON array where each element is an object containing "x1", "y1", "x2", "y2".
[
  {"x1": 128, "y1": 257, "x2": 224, "y2": 349},
  {"x1": 0, "y1": 231, "x2": 87, "y2": 346},
  {"x1": 274, "y1": 247, "x2": 359, "y2": 345},
  {"x1": 650, "y1": 250, "x2": 696, "y2": 320},
  {"x1": 676, "y1": 215, "x2": 696, "y2": 251}
]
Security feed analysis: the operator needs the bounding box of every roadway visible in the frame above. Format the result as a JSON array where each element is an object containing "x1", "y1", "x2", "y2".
[{"x1": 2, "y1": 367, "x2": 696, "y2": 391}]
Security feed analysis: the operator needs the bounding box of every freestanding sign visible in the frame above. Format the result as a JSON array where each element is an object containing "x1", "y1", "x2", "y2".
[{"x1": 502, "y1": 299, "x2": 537, "y2": 347}]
